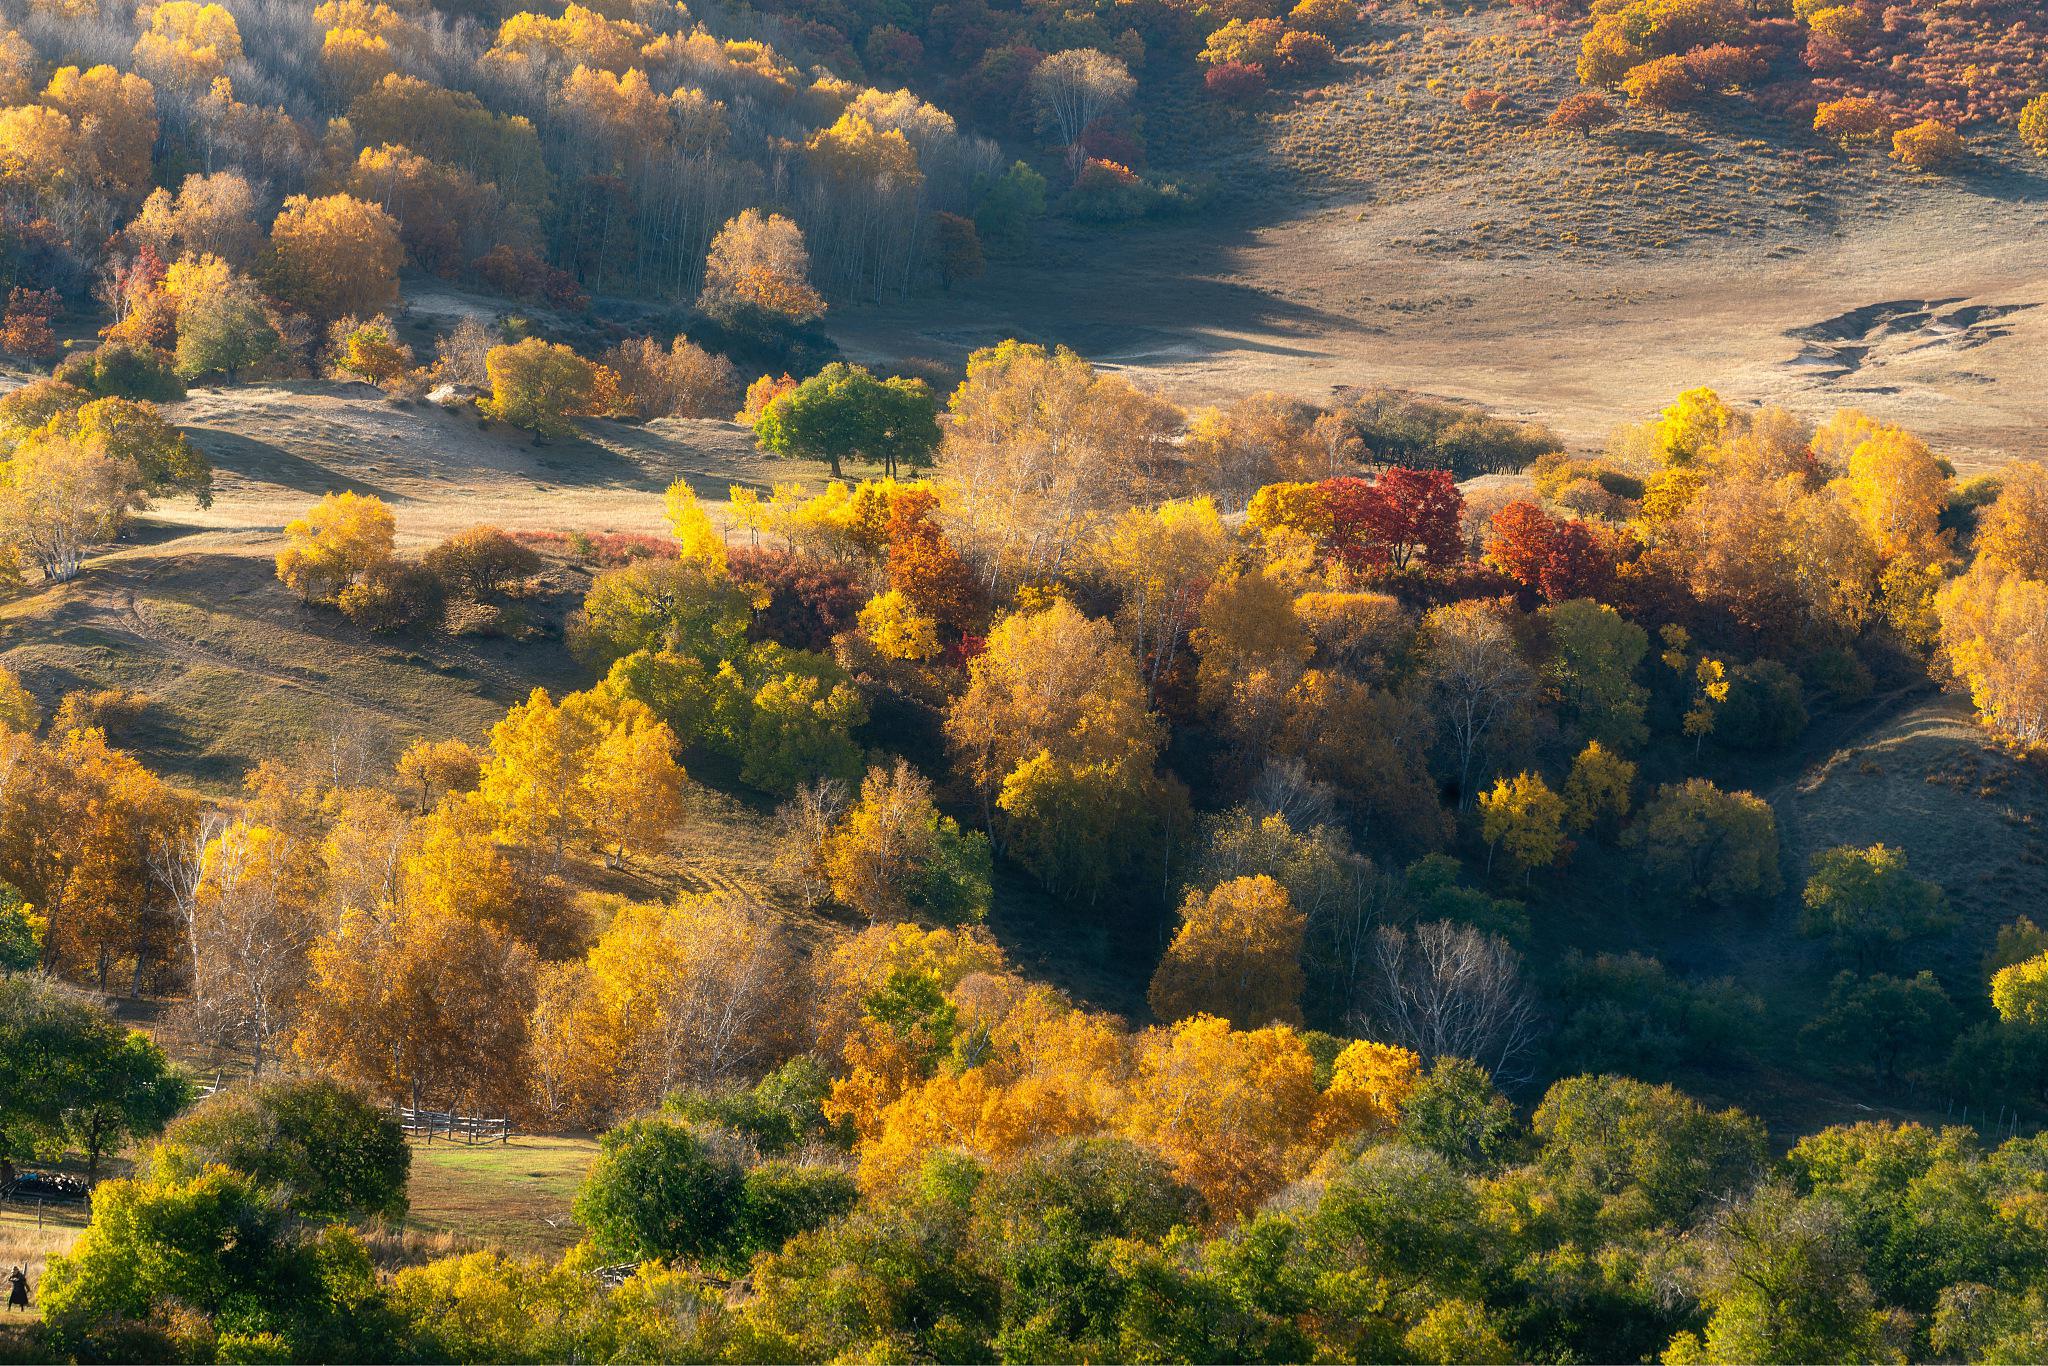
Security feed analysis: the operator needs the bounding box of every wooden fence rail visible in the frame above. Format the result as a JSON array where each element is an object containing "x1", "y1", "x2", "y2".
[{"x1": 393, "y1": 1105, "x2": 512, "y2": 1145}]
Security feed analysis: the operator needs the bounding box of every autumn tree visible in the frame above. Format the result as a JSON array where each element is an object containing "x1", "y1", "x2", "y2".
[
  {"x1": 529, "y1": 892, "x2": 803, "y2": 1125},
  {"x1": 1971, "y1": 460, "x2": 2048, "y2": 579},
  {"x1": 0, "y1": 433, "x2": 152, "y2": 582},
  {"x1": 296, "y1": 897, "x2": 537, "y2": 1112},
  {"x1": 275, "y1": 491, "x2": 396, "y2": 604},
  {"x1": 175, "y1": 820, "x2": 321, "y2": 1076},
  {"x1": 165, "y1": 254, "x2": 282, "y2": 382},
  {"x1": 1562, "y1": 740, "x2": 1634, "y2": 835},
  {"x1": 479, "y1": 339, "x2": 605, "y2": 440},
  {"x1": 1031, "y1": 49, "x2": 1135, "y2": 166},
  {"x1": 821, "y1": 760, "x2": 992, "y2": 926},
  {"x1": 698, "y1": 209, "x2": 825, "y2": 329},
  {"x1": 1479, "y1": 772, "x2": 1566, "y2": 879},
  {"x1": 1934, "y1": 563, "x2": 2048, "y2": 746},
  {"x1": 265, "y1": 193, "x2": 404, "y2": 322},
  {"x1": 945, "y1": 600, "x2": 1175, "y2": 901},
  {"x1": 1147, "y1": 875, "x2": 1307, "y2": 1028},
  {"x1": 1093, "y1": 497, "x2": 1232, "y2": 694},
  {"x1": 1323, "y1": 468, "x2": 1465, "y2": 574},
  {"x1": 941, "y1": 340, "x2": 1182, "y2": 590}
]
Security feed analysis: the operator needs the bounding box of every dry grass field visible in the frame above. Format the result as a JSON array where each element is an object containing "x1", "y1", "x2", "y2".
[{"x1": 833, "y1": 2, "x2": 2048, "y2": 469}]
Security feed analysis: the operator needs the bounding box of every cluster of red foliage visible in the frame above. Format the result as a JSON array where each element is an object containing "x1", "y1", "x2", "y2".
[
  {"x1": 511, "y1": 529, "x2": 674, "y2": 566},
  {"x1": 887, "y1": 488, "x2": 985, "y2": 630},
  {"x1": 472, "y1": 246, "x2": 590, "y2": 312},
  {"x1": 729, "y1": 546, "x2": 866, "y2": 651},
  {"x1": 0, "y1": 286, "x2": 60, "y2": 361},
  {"x1": 1322, "y1": 469, "x2": 1466, "y2": 575},
  {"x1": 1205, "y1": 61, "x2": 1269, "y2": 102},
  {"x1": 1484, "y1": 501, "x2": 1629, "y2": 603}
]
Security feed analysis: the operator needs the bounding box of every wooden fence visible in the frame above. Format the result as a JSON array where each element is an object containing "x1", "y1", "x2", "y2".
[{"x1": 394, "y1": 1105, "x2": 512, "y2": 1145}]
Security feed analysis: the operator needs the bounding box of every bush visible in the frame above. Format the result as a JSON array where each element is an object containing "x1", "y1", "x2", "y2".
[
  {"x1": 2021, "y1": 94, "x2": 2048, "y2": 157},
  {"x1": 1620, "y1": 54, "x2": 1701, "y2": 108},
  {"x1": 338, "y1": 559, "x2": 446, "y2": 632},
  {"x1": 1891, "y1": 118, "x2": 1964, "y2": 171},
  {"x1": 1276, "y1": 30, "x2": 1338, "y2": 78},
  {"x1": 1681, "y1": 42, "x2": 1767, "y2": 89},
  {"x1": 1549, "y1": 91, "x2": 1619, "y2": 133},
  {"x1": 1716, "y1": 658, "x2": 1807, "y2": 750},
  {"x1": 1460, "y1": 87, "x2": 1511, "y2": 113},
  {"x1": 471, "y1": 245, "x2": 587, "y2": 310},
  {"x1": 1205, "y1": 60, "x2": 1269, "y2": 102},
  {"x1": 1814, "y1": 96, "x2": 1895, "y2": 144},
  {"x1": 1062, "y1": 158, "x2": 1157, "y2": 222},
  {"x1": 154, "y1": 1077, "x2": 409, "y2": 1222},
  {"x1": 54, "y1": 343, "x2": 186, "y2": 402}
]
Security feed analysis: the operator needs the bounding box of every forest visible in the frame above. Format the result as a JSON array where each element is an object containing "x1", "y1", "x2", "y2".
[{"x1": 2, "y1": 0, "x2": 2048, "y2": 1362}]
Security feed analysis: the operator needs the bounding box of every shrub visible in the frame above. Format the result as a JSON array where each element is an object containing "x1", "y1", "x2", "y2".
[
  {"x1": 1814, "y1": 96, "x2": 1895, "y2": 144},
  {"x1": 1196, "y1": 60, "x2": 1261, "y2": 101},
  {"x1": 1805, "y1": 4, "x2": 1871, "y2": 43},
  {"x1": 1289, "y1": 0, "x2": 1361, "y2": 39},
  {"x1": 1276, "y1": 29, "x2": 1338, "y2": 78},
  {"x1": 1620, "y1": 54, "x2": 1701, "y2": 108},
  {"x1": 1891, "y1": 118, "x2": 1964, "y2": 171},
  {"x1": 2021, "y1": 94, "x2": 2048, "y2": 156},
  {"x1": 54, "y1": 342, "x2": 186, "y2": 402},
  {"x1": 1062, "y1": 158, "x2": 1157, "y2": 222},
  {"x1": 1549, "y1": 91, "x2": 1619, "y2": 133},
  {"x1": 1716, "y1": 659, "x2": 1807, "y2": 750},
  {"x1": 1461, "y1": 87, "x2": 1511, "y2": 113},
  {"x1": 1681, "y1": 42, "x2": 1767, "y2": 89},
  {"x1": 1201, "y1": 17, "x2": 1287, "y2": 71},
  {"x1": 338, "y1": 558, "x2": 446, "y2": 632}
]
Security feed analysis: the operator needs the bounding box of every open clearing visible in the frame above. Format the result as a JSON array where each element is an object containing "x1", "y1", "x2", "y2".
[
  {"x1": 834, "y1": 4, "x2": 2048, "y2": 469},
  {"x1": 404, "y1": 1136, "x2": 600, "y2": 1260}
]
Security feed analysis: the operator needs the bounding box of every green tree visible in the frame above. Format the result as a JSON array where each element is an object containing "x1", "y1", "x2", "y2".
[
  {"x1": 1530, "y1": 1074, "x2": 1766, "y2": 1230},
  {"x1": 1542, "y1": 598, "x2": 1649, "y2": 749},
  {"x1": 1802, "y1": 970, "x2": 1959, "y2": 1087},
  {"x1": 39, "y1": 1166, "x2": 389, "y2": 1362},
  {"x1": 754, "y1": 362, "x2": 941, "y2": 479},
  {"x1": 0, "y1": 973, "x2": 190, "y2": 1186},
  {"x1": 153, "y1": 1077, "x2": 409, "y2": 1222},
  {"x1": 1800, "y1": 843, "x2": 1953, "y2": 970},
  {"x1": 1396, "y1": 1057, "x2": 1520, "y2": 1172},
  {"x1": 172, "y1": 261, "x2": 281, "y2": 382},
  {"x1": 1626, "y1": 778, "x2": 1781, "y2": 906},
  {"x1": 1674, "y1": 1182, "x2": 1893, "y2": 1365},
  {"x1": 575, "y1": 1117, "x2": 854, "y2": 1273}
]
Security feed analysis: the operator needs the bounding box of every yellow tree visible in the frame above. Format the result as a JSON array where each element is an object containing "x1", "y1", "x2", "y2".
[
  {"x1": 397, "y1": 793, "x2": 522, "y2": 934},
  {"x1": 296, "y1": 898, "x2": 538, "y2": 1111},
  {"x1": 697, "y1": 209, "x2": 824, "y2": 327},
  {"x1": 1972, "y1": 460, "x2": 2048, "y2": 580},
  {"x1": 579, "y1": 704, "x2": 685, "y2": 868},
  {"x1": 182, "y1": 820, "x2": 321, "y2": 1074},
  {"x1": 1093, "y1": 497, "x2": 1232, "y2": 695},
  {"x1": 478, "y1": 687, "x2": 603, "y2": 868},
  {"x1": 479, "y1": 339, "x2": 602, "y2": 440},
  {"x1": 1562, "y1": 740, "x2": 1635, "y2": 835},
  {"x1": 274, "y1": 491, "x2": 395, "y2": 603},
  {"x1": 1935, "y1": 565, "x2": 2048, "y2": 747},
  {"x1": 528, "y1": 893, "x2": 803, "y2": 1125},
  {"x1": 265, "y1": 193, "x2": 404, "y2": 321},
  {"x1": 940, "y1": 340, "x2": 1182, "y2": 590},
  {"x1": 42, "y1": 65, "x2": 158, "y2": 197},
  {"x1": 943, "y1": 600, "x2": 1172, "y2": 899},
  {"x1": 1479, "y1": 772, "x2": 1566, "y2": 878},
  {"x1": 1147, "y1": 875, "x2": 1306, "y2": 1028},
  {"x1": 1119, "y1": 1015, "x2": 1325, "y2": 1219},
  {"x1": 396, "y1": 738, "x2": 483, "y2": 810}
]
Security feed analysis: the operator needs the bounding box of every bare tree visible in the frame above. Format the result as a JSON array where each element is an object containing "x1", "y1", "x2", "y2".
[
  {"x1": 1031, "y1": 49, "x2": 1136, "y2": 168},
  {"x1": 1358, "y1": 920, "x2": 1542, "y2": 1086},
  {"x1": 1418, "y1": 600, "x2": 1534, "y2": 806},
  {"x1": 771, "y1": 778, "x2": 850, "y2": 911}
]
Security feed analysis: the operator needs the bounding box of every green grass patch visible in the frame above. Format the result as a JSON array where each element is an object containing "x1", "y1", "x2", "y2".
[{"x1": 404, "y1": 1135, "x2": 599, "y2": 1260}]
